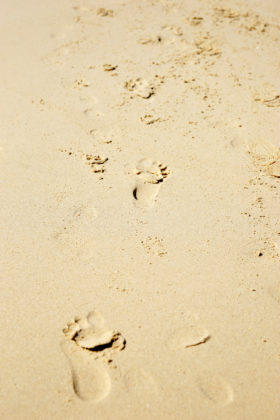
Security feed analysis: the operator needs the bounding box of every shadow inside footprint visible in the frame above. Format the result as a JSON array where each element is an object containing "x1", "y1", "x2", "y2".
[{"x1": 133, "y1": 182, "x2": 161, "y2": 208}]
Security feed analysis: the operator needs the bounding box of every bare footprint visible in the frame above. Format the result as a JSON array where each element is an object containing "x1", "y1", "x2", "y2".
[
  {"x1": 166, "y1": 313, "x2": 233, "y2": 407},
  {"x1": 167, "y1": 312, "x2": 210, "y2": 350},
  {"x1": 247, "y1": 138, "x2": 280, "y2": 176},
  {"x1": 252, "y1": 83, "x2": 280, "y2": 107},
  {"x1": 132, "y1": 158, "x2": 170, "y2": 208},
  {"x1": 267, "y1": 159, "x2": 280, "y2": 178},
  {"x1": 196, "y1": 370, "x2": 234, "y2": 407},
  {"x1": 61, "y1": 310, "x2": 126, "y2": 401},
  {"x1": 125, "y1": 78, "x2": 155, "y2": 99}
]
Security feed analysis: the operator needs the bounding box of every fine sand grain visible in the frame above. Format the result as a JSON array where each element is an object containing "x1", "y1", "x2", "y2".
[{"x1": 1, "y1": 0, "x2": 280, "y2": 418}]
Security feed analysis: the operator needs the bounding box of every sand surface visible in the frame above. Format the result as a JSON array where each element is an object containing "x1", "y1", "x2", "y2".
[{"x1": 1, "y1": 0, "x2": 280, "y2": 418}]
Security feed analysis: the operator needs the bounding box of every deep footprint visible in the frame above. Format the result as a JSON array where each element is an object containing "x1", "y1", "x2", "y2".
[
  {"x1": 133, "y1": 158, "x2": 170, "y2": 208},
  {"x1": 61, "y1": 310, "x2": 126, "y2": 401}
]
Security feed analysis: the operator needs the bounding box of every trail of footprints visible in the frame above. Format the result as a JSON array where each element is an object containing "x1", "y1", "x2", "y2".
[
  {"x1": 168, "y1": 312, "x2": 234, "y2": 407},
  {"x1": 58, "y1": 105, "x2": 233, "y2": 409},
  {"x1": 43, "y1": 0, "x2": 278, "y2": 409},
  {"x1": 58, "y1": 6, "x2": 233, "y2": 405},
  {"x1": 61, "y1": 310, "x2": 233, "y2": 407}
]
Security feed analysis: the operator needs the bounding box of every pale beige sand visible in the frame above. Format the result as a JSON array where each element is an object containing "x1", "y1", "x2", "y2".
[{"x1": 1, "y1": 0, "x2": 280, "y2": 418}]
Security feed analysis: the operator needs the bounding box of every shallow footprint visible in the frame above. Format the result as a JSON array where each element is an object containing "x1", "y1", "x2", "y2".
[
  {"x1": 62, "y1": 310, "x2": 126, "y2": 401},
  {"x1": 252, "y1": 83, "x2": 280, "y2": 107},
  {"x1": 196, "y1": 370, "x2": 234, "y2": 407},
  {"x1": 247, "y1": 138, "x2": 280, "y2": 175},
  {"x1": 167, "y1": 313, "x2": 232, "y2": 407},
  {"x1": 133, "y1": 158, "x2": 170, "y2": 209},
  {"x1": 168, "y1": 312, "x2": 210, "y2": 350}
]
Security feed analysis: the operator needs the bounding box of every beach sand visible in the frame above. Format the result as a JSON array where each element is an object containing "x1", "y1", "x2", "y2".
[{"x1": 1, "y1": 0, "x2": 280, "y2": 418}]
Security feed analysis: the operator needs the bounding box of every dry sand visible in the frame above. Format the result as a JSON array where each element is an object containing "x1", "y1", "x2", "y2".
[{"x1": 1, "y1": 0, "x2": 280, "y2": 418}]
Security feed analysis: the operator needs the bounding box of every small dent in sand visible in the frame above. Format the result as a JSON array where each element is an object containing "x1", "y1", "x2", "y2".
[
  {"x1": 125, "y1": 78, "x2": 155, "y2": 99},
  {"x1": 162, "y1": 24, "x2": 183, "y2": 36},
  {"x1": 103, "y1": 63, "x2": 118, "y2": 72},
  {"x1": 141, "y1": 236, "x2": 167, "y2": 257},
  {"x1": 182, "y1": 15, "x2": 204, "y2": 26},
  {"x1": 140, "y1": 114, "x2": 161, "y2": 125},
  {"x1": 73, "y1": 79, "x2": 90, "y2": 89},
  {"x1": 96, "y1": 8, "x2": 114, "y2": 17},
  {"x1": 85, "y1": 154, "x2": 108, "y2": 174},
  {"x1": 59, "y1": 148, "x2": 108, "y2": 177},
  {"x1": 138, "y1": 35, "x2": 162, "y2": 44}
]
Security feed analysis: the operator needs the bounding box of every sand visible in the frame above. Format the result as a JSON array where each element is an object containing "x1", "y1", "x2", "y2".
[{"x1": 1, "y1": 0, "x2": 280, "y2": 418}]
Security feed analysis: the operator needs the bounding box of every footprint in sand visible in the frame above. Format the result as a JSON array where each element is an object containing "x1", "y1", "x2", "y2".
[
  {"x1": 125, "y1": 78, "x2": 155, "y2": 99},
  {"x1": 167, "y1": 313, "x2": 233, "y2": 406},
  {"x1": 167, "y1": 312, "x2": 210, "y2": 350},
  {"x1": 196, "y1": 370, "x2": 234, "y2": 407},
  {"x1": 247, "y1": 138, "x2": 280, "y2": 177},
  {"x1": 132, "y1": 158, "x2": 170, "y2": 208},
  {"x1": 252, "y1": 83, "x2": 280, "y2": 108},
  {"x1": 61, "y1": 310, "x2": 126, "y2": 401}
]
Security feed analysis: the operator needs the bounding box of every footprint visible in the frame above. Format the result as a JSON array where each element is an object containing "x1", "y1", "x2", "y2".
[
  {"x1": 61, "y1": 310, "x2": 126, "y2": 401},
  {"x1": 162, "y1": 24, "x2": 183, "y2": 36},
  {"x1": 132, "y1": 158, "x2": 170, "y2": 208},
  {"x1": 196, "y1": 370, "x2": 234, "y2": 407},
  {"x1": 167, "y1": 312, "x2": 210, "y2": 350},
  {"x1": 125, "y1": 78, "x2": 155, "y2": 99},
  {"x1": 252, "y1": 83, "x2": 280, "y2": 107},
  {"x1": 96, "y1": 8, "x2": 114, "y2": 17},
  {"x1": 167, "y1": 313, "x2": 233, "y2": 407},
  {"x1": 261, "y1": 95, "x2": 280, "y2": 108},
  {"x1": 247, "y1": 138, "x2": 280, "y2": 175},
  {"x1": 267, "y1": 159, "x2": 280, "y2": 178}
]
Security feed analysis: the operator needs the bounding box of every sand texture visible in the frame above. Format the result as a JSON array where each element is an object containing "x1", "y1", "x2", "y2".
[{"x1": 1, "y1": 0, "x2": 280, "y2": 418}]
